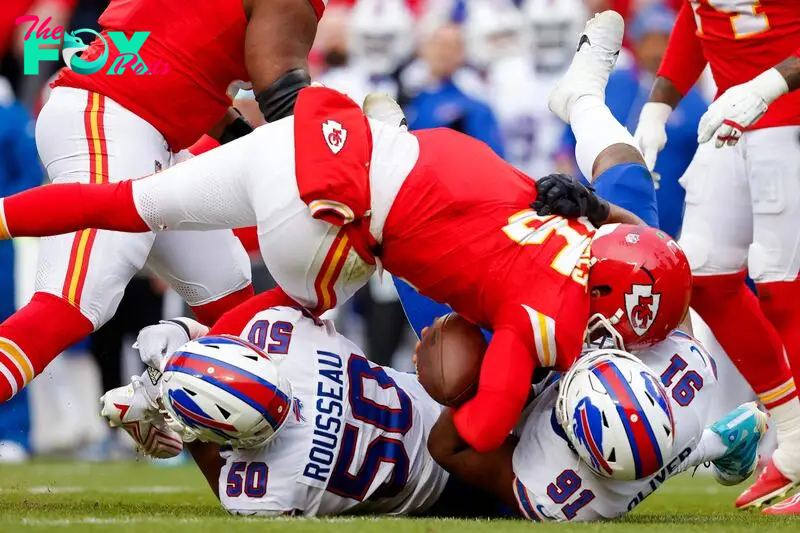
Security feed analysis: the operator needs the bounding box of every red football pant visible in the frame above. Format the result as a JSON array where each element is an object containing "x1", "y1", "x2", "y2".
[{"x1": 691, "y1": 272, "x2": 797, "y2": 410}]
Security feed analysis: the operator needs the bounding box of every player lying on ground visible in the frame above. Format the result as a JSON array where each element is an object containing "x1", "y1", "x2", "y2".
[
  {"x1": 0, "y1": 11, "x2": 691, "y2": 458},
  {"x1": 0, "y1": 0, "x2": 326, "y2": 406},
  {"x1": 101, "y1": 307, "x2": 503, "y2": 517},
  {"x1": 631, "y1": 0, "x2": 800, "y2": 511},
  {"x1": 417, "y1": 318, "x2": 768, "y2": 522}
]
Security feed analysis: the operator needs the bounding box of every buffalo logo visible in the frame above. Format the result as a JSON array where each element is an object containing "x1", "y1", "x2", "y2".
[
  {"x1": 322, "y1": 119, "x2": 347, "y2": 154},
  {"x1": 624, "y1": 284, "x2": 661, "y2": 336}
]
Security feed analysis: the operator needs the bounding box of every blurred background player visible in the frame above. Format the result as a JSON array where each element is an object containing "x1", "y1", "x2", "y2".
[
  {"x1": 633, "y1": 0, "x2": 800, "y2": 510},
  {"x1": 466, "y1": 0, "x2": 582, "y2": 179}
]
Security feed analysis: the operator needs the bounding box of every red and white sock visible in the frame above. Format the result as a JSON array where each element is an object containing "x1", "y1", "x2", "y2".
[
  {"x1": 0, "y1": 292, "x2": 94, "y2": 402},
  {"x1": 189, "y1": 284, "x2": 255, "y2": 327},
  {"x1": 691, "y1": 271, "x2": 800, "y2": 479}
]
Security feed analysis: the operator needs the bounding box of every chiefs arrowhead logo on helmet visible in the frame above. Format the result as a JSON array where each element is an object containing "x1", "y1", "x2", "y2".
[
  {"x1": 624, "y1": 284, "x2": 661, "y2": 337},
  {"x1": 322, "y1": 119, "x2": 347, "y2": 154}
]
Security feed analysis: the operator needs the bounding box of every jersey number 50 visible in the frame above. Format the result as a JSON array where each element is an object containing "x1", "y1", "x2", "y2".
[{"x1": 327, "y1": 355, "x2": 412, "y2": 502}]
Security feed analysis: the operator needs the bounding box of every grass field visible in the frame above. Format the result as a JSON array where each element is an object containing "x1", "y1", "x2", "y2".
[{"x1": 0, "y1": 462, "x2": 798, "y2": 533}]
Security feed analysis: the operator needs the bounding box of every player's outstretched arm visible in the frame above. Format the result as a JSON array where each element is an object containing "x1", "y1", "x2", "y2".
[
  {"x1": 697, "y1": 52, "x2": 800, "y2": 148},
  {"x1": 0, "y1": 132, "x2": 259, "y2": 240},
  {"x1": 244, "y1": 0, "x2": 319, "y2": 122},
  {"x1": 428, "y1": 409, "x2": 518, "y2": 509}
]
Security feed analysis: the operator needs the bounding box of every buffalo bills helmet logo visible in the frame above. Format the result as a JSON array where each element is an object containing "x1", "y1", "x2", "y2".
[
  {"x1": 624, "y1": 284, "x2": 661, "y2": 337},
  {"x1": 322, "y1": 119, "x2": 347, "y2": 154}
]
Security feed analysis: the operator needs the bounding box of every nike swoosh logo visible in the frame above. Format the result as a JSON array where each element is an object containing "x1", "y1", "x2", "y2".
[{"x1": 577, "y1": 34, "x2": 591, "y2": 52}]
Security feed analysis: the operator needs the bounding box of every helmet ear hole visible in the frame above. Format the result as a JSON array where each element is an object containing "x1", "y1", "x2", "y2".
[{"x1": 591, "y1": 285, "x2": 612, "y2": 297}]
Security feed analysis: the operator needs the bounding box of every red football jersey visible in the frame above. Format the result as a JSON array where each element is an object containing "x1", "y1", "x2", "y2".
[
  {"x1": 660, "y1": 0, "x2": 800, "y2": 129},
  {"x1": 382, "y1": 129, "x2": 592, "y2": 372},
  {"x1": 54, "y1": 0, "x2": 326, "y2": 151}
]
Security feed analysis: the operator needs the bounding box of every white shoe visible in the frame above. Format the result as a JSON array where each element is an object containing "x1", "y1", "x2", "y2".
[
  {"x1": 0, "y1": 440, "x2": 29, "y2": 464},
  {"x1": 100, "y1": 378, "x2": 183, "y2": 459},
  {"x1": 363, "y1": 92, "x2": 408, "y2": 130},
  {"x1": 548, "y1": 10, "x2": 624, "y2": 123}
]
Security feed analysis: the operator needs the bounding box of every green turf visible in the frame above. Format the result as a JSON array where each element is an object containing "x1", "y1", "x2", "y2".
[{"x1": 0, "y1": 461, "x2": 798, "y2": 532}]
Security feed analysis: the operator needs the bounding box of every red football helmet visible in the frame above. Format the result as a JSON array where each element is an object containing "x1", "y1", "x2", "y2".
[{"x1": 586, "y1": 224, "x2": 692, "y2": 350}]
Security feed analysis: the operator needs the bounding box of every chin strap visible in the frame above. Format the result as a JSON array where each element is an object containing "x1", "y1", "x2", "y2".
[{"x1": 257, "y1": 68, "x2": 311, "y2": 122}]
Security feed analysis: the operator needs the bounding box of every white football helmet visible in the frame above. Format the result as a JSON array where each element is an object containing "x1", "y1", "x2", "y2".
[
  {"x1": 349, "y1": 0, "x2": 415, "y2": 76},
  {"x1": 464, "y1": 0, "x2": 532, "y2": 69},
  {"x1": 523, "y1": 0, "x2": 587, "y2": 73},
  {"x1": 556, "y1": 349, "x2": 675, "y2": 481},
  {"x1": 160, "y1": 335, "x2": 294, "y2": 449}
]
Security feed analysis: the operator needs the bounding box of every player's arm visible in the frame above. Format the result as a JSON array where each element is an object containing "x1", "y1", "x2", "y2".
[
  {"x1": 532, "y1": 174, "x2": 646, "y2": 227},
  {"x1": 428, "y1": 409, "x2": 518, "y2": 509},
  {"x1": 186, "y1": 441, "x2": 224, "y2": 500},
  {"x1": 634, "y1": 1, "x2": 707, "y2": 169},
  {"x1": 450, "y1": 328, "x2": 536, "y2": 453},
  {"x1": 207, "y1": 108, "x2": 254, "y2": 145},
  {"x1": 0, "y1": 130, "x2": 259, "y2": 240},
  {"x1": 697, "y1": 50, "x2": 800, "y2": 147},
  {"x1": 242, "y1": 0, "x2": 320, "y2": 122}
]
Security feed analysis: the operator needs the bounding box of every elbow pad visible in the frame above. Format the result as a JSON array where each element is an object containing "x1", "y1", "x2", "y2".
[
  {"x1": 219, "y1": 113, "x2": 254, "y2": 145},
  {"x1": 256, "y1": 69, "x2": 311, "y2": 122}
]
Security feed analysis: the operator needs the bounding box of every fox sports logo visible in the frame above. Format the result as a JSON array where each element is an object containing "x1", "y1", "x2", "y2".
[{"x1": 62, "y1": 29, "x2": 109, "y2": 75}]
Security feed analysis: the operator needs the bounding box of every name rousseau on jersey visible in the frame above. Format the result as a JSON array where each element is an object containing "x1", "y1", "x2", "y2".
[{"x1": 304, "y1": 349, "x2": 345, "y2": 484}]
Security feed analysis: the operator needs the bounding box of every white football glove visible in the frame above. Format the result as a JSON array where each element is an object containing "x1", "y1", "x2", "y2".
[
  {"x1": 100, "y1": 374, "x2": 185, "y2": 459},
  {"x1": 698, "y1": 68, "x2": 789, "y2": 148},
  {"x1": 134, "y1": 318, "x2": 208, "y2": 371},
  {"x1": 633, "y1": 102, "x2": 672, "y2": 171}
]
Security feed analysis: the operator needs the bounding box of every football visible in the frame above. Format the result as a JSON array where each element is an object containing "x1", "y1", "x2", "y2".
[{"x1": 415, "y1": 313, "x2": 487, "y2": 408}]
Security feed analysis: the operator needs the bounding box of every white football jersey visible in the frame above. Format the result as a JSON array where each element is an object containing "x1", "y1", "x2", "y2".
[
  {"x1": 512, "y1": 332, "x2": 718, "y2": 522},
  {"x1": 486, "y1": 55, "x2": 565, "y2": 180},
  {"x1": 219, "y1": 307, "x2": 448, "y2": 516}
]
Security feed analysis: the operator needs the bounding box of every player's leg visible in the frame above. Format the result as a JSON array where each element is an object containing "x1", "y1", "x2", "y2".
[
  {"x1": 146, "y1": 230, "x2": 254, "y2": 325},
  {"x1": 740, "y1": 126, "x2": 800, "y2": 505},
  {"x1": 0, "y1": 88, "x2": 162, "y2": 403},
  {"x1": 679, "y1": 139, "x2": 800, "y2": 506},
  {"x1": 548, "y1": 10, "x2": 658, "y2": 226}
]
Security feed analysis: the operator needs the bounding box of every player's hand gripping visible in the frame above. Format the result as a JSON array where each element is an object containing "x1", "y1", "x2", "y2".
[
  {"x1": 532, "y1": 174, "x2": 610, "y2": 227},
  {"x1": 698, "y1": 68, "x2": 788, "y2": 148},
  {"x1": 633, "y1": 102, "x2": 671, "y2": 171},
  {"x1": 135, "y1": 319, "x2": 205, "y2": 371}
]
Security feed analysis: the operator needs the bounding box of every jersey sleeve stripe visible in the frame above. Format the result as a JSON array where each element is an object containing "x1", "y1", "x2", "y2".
[
  {"x1": 307, "y1": 0, "x2": 326, "y2": 21},
  {"x1": 522, "y1": 305, "x2": 556, "y2": 367},
  {"x1": 513, "y1": 478, "x2": 541, "y2": 521}
]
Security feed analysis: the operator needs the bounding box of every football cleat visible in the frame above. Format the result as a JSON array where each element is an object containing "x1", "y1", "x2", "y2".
[
  {"x1": 100, "y1": 376, "x2": 183, "y2": 459},
  {"x1": 363, "y1": 92, "x2": 408, "y2": 131},
  {"x1": 548, "y1": 10, "x2": 624, "y2": 123},
  {"x1": 736, "y1": 458, "x2": 799, "y2": 509},
  {"x1": 762, "y1": 492, "x2": 800, "y2": 515},
  {"x1": 709, "y1": 402, "x2": 768, "y2": 486}
]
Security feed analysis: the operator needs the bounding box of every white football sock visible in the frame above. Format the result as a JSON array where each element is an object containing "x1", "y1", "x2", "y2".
[
  {"x1": 570, "y1": 95, "x2": 640, "y2": 181},
  {"x1": 683, "y1": 429, "x2": 728, "y2": 472},
  {"x1": 769, "y1": 398, "x2": 800, "y2": 481}
]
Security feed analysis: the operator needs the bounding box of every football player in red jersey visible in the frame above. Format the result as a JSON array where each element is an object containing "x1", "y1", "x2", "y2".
[
  {"x1": 0, "y1": 0, "x2": 325, "y2": 408},
  {"x1": 0, "y1": 11, "x2": 692, "y2": 459},
  {"x1": 633, "y1": 0, "x2": 800, "y2": 511}
]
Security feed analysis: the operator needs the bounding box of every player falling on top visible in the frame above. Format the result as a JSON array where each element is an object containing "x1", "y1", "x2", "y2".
[
  {"x1": 0, "y1": 11, "x2": 691, "y2": 462},
  {"x1": 102, "y1": 307, "x2": 498, "y2": 518},
  {"x1": 632, "y1": 0, "x2": 800, "y2": 512},
  {"x1": 0, "y1": 0, "x2": 326, "y2": 408}
]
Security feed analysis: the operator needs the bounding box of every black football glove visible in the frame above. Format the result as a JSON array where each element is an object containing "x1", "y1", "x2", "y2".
[{"x1": 531, "y1": 173, "x2": 610, "y2": 227}]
